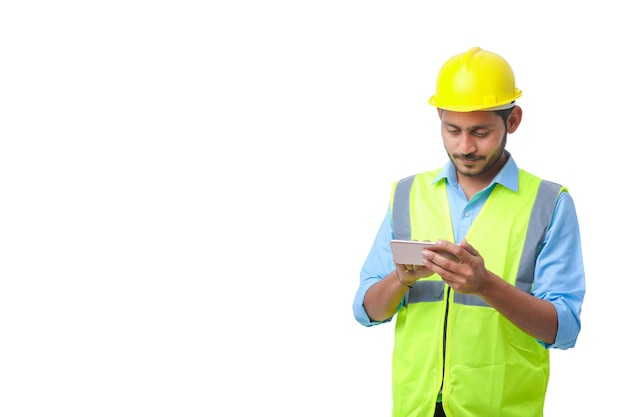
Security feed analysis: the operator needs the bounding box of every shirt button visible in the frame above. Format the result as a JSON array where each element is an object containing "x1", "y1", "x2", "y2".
[{"x1": 464, "y1": 212, "x2": 471, "y2": 217}]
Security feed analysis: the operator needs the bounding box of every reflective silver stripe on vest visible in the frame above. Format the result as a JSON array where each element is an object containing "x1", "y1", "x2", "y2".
[
  {"x1": 393, "y1": 176, "x2": 562, "y2": 307},
  {"x1": 407, "y1": 280, "x2": 446, "y2": 304},
  {"x1": 392, "y1": 175, "x2": 415, "y2": 241}
]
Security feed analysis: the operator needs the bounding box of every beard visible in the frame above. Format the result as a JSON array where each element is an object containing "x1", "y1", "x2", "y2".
[{"x1": 448, "y1": 133, "x2": 507, "y2": 178}]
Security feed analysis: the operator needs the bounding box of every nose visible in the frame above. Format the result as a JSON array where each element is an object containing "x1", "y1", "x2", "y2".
[{"x1": 459, "y1": 132, "x2": 477, "y2": 154}]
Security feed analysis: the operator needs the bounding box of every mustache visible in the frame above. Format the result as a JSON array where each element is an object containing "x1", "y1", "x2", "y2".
[{"x1": 454, "y1": 153, "x2": 484, "y2": 161}]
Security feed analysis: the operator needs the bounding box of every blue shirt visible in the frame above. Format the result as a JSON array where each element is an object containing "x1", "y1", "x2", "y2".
[{"x1": 352, "y1": 155, "x2": 586, "y2": 349}]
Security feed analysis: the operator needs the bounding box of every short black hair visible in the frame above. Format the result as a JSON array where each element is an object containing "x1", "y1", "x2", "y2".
[{"x1": 495, "y1": 105, "x2": 515, "y2": 127}]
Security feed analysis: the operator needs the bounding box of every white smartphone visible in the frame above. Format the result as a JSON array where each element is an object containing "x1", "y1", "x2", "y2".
[{"x1": 390, "y1": 240, "x2": 436, "y2": 265}]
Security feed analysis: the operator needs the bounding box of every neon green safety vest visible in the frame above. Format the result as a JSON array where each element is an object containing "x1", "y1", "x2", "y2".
[{"x1": 390, "y1": 169, "x2": 566, "y2": 417}]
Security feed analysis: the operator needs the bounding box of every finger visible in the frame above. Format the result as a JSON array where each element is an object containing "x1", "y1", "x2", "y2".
[{"x1": 461, "y1": 239, "x2": 479, "y2": 256}]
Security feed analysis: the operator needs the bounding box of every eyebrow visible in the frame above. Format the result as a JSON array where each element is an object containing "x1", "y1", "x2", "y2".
[{"x1": 442, "y1": 121, "x2": 494, "y2": 131}]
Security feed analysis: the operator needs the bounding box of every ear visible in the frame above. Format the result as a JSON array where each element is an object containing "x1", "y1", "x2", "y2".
[
  {"x1": 506, "y1": 106, "x2": 522, "y2": 133},
  {"x1": 437, "y1": 108, "x2": 444, "y2": 119}
]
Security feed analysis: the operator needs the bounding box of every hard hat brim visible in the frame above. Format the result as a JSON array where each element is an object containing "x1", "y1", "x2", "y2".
[{"x1": 428, "y1": 89, "x2": 522, "y2": 112}]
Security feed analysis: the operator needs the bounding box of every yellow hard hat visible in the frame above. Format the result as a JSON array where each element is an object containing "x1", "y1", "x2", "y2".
[{"x1": 428, "y1": 47, "x2": 522, "y2": 112}]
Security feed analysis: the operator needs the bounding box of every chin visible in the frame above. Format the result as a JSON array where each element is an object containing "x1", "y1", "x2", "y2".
[{"x1": 457, "y1": 167, "x2": 482, "y2": 178}]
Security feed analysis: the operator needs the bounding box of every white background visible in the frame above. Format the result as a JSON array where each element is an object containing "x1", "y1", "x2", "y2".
[{"x1": 0, "y1": 1, "x2": 620, "y2": 416}]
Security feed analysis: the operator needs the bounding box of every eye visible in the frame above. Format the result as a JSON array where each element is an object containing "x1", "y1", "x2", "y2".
[
  {"x1": 473, "y1": 130, "x2": 489, "y2": 138},
  {"x1": 446, "y1": 128, "x2": 461, "y2": 135}
]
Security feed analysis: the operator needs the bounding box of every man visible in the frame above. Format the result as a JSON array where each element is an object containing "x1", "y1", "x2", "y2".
[{"x1": 352, "y1": 47, "x2": 585, "y2": 417}]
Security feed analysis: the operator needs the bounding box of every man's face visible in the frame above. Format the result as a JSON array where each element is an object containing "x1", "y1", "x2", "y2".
[{"x1": 439, "y1": 110, "x2": 508, "y2": 179}]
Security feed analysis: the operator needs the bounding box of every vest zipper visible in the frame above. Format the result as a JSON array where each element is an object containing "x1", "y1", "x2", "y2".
[{"x1": 440, "y1": 285, "x2": 452, "y2": 398}]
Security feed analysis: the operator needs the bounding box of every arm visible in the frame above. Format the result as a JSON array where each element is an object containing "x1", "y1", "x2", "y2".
[
  {"x1": 362, "y1": 271, "x2": 411, "y2": 322},
  {"x1": 353, "y1": 210, "x2": 403, "y2": 326},
  {"x1": 353, "y1": 209, "x2": 438, "y2": 325},
  {"x1": 479, "y1": 271, "x2": 558, "y2": 344},
  {"x1": 422, "y1": 193, "x2": 585, "y2": 347},
  {"x1": 423, "y1": 239, "x2": 558, "y2": 344},
  {"x1": 364, "y1": 267, "x2": 434, "y2": 323}
]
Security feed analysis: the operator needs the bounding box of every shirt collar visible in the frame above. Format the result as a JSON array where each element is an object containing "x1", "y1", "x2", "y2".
[{"x1": 433, "y1": 152, "x2": 519, "y2": 192}]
